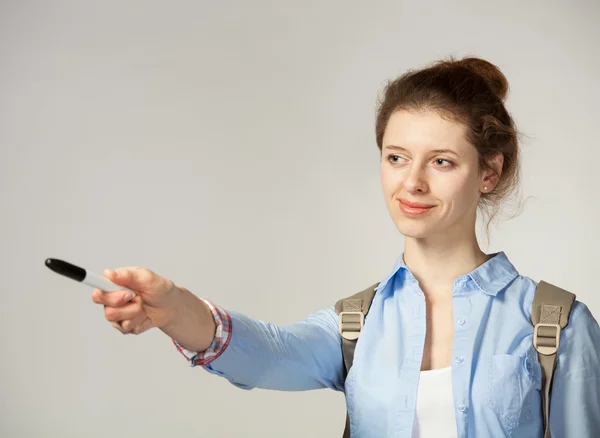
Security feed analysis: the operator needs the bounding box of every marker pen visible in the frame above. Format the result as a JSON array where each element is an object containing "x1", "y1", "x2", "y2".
[{"x1": 45, "y1": 258, "x2": 135, "y2": 293}]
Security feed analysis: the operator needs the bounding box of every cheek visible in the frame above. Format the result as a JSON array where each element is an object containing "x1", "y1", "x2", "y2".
[
  {"x1": 434, "y1": 173, "x2": 477, "y2": 207},
  {"x1": 380, "y1": 166, "x2": 398, "y2": 196}
]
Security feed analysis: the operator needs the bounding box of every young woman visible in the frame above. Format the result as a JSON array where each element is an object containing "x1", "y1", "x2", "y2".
[{"x1": 92, "y1": 57, "x2": 600, "y2": 437}]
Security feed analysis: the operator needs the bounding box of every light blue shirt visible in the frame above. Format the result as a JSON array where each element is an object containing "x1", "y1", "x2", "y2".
[{"x1": 200, "y1": 252, "x2": 600, "y2": 437}]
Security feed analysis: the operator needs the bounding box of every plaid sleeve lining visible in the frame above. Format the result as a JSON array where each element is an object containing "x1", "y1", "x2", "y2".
[{"x1": 172, "y1": 298, "x2": 232, "y2": 367}]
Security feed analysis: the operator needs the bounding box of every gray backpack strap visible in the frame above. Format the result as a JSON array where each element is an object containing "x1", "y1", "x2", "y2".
[
  {"x1": 532, "y1": 280, "x2": 576, "y2": 438},
  {"x1": 334, "y1": 282, "x2": 379, "y2": 438}
]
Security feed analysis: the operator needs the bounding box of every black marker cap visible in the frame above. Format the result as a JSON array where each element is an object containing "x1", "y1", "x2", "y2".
[{"x1": 45, "y1": 258, "x2": 86, "y2": 282}]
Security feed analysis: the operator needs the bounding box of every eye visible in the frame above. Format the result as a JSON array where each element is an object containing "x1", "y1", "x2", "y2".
[
  {"x1": 387, "y1": 154, "x2": 405, "y2": 164},
  {"x1": 434, "y1": 158, "x2": 454, "y2": 168}
]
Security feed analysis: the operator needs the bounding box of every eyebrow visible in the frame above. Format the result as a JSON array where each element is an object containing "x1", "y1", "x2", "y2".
[{"x1": 383, "y1": 145, "x2": 460, "y2": 157}]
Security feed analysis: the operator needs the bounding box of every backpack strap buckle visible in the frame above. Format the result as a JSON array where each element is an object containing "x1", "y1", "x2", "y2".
[
  {"x1": 533, "y1": 323, "x2": 561, "y2": 355},
  {"x1": 338, "y1": 311, "x2": 364, "y2": 340}
]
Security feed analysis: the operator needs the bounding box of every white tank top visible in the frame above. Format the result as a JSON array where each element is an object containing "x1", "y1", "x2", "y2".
[{"x1": 412, "y1": 366, "x2": 458, "y2": 438}]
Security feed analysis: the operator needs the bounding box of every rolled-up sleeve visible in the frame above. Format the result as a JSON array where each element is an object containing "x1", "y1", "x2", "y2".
[
  {"x1": 172, "y1": 298, "x2": 232, "y2": 366},
  {"x1": 174, "y1": 302, "x2": 345, "y2": 393}
]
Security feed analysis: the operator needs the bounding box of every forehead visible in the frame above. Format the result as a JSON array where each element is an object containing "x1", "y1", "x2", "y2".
[{"x1": 382, "y1": 109, "x2": 472, "y2": 155}]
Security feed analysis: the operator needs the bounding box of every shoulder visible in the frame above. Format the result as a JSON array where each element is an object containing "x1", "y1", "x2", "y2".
[
  {"x1": 517, "y1": 275, "x2": 599, "y2": 344},
  {"x1": 558, "y1": 299, "x2": 600, "y2": 365},
  {"x1": 524, "y1": 279, "x2": 600, "y2": 376},
  {"x1": 511, "y1": 275, "x2": 599, "y2": 331},
  {"x1": 509, "y1": 275, "x2": 600, "y2": 374},
  {"x1": 500, "y1": 275, "x2": 591, "y2": 321},
  {"x1": 550, "y1": 298, "x2": 600, "y2": 380}
]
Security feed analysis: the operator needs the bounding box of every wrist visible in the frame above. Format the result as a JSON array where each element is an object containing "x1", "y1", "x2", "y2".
[
  {"x1": 159, "y1": 285, "x2": 188, "y2": 329},
  {"x1": 160, "y1": 287, "x2": 216, "y2": 352}
]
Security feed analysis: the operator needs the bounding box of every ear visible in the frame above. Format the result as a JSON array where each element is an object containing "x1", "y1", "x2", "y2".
[{"x1": 481, "y1": 153, "x2": 504, "y2": 193}]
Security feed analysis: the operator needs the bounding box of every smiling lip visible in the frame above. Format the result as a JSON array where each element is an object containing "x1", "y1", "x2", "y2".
[
  {"x1": 399, "y1": 199, "x2": 435, "y2": 208},
  {"x1": 398, "y1": 199, "x2": 435, "y2": 216}
]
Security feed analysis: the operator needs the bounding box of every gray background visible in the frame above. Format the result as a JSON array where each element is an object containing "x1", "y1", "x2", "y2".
[{"x1": 1, "y1": 0, "x2": 599, "y2": 437}]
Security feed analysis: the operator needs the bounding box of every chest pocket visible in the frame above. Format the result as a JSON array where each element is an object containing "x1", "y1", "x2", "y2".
[{"x1": 488, "y1": 352, "x2": 542, "y2": 431}]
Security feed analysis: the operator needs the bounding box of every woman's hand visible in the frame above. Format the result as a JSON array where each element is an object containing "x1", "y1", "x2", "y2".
[
  {"x1": 91, "y1": 267, "x2": 181, "y2": 335},
  {"x1": 91, "y1": 266, "x2": 216, "y2": 352}
]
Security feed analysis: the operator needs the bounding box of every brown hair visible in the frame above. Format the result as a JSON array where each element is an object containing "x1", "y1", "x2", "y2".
[{"x1": 375, "y1": 56, "x2": 521, "y2": 226}]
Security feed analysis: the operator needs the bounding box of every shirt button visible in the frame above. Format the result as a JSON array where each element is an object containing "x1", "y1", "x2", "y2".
[
  {"x1": 458, "y1": 404, "x2": 467, "y2": 413},
  {"x1": 454, "y1": 356, "x2": 464, "y2": 364},
  {"x1": 457, "y1": 318, "x2": 466, "y2": 326}
]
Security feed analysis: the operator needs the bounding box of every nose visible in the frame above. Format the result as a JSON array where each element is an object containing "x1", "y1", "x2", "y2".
[{"x1": 403, "y1": 164, "x2": 429, "y2": 194}]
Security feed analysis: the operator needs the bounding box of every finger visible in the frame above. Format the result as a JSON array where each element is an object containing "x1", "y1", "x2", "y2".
[
  {"x1": 92, "y1": 288, "x2": 135, "y2": 306},
  {"x1": 103, "y1": 296, "x2": 144, "y2": 323},
  {"x1": 103, "y1": 267, "x2": 162, "y2": 294},
  {"x1": 131, "y1": 317, "x2": 154, "y2": 335},
  {"x1": 111, "y1": 320, "x2": 126, "y2": 334},
  {"x1": 113, "y1": 311, "x2": 152, "y2": 335},
  {"x1": 115, "y1": 312, "x2": 147, "y2": 334}
]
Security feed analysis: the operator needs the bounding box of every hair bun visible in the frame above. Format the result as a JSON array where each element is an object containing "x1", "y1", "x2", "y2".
[{"x1": 458, "y1": 57, "x2": 509, "y2": 101}]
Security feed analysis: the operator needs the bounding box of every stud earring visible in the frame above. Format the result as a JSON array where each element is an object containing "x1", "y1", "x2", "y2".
[{"x1": 483, "y1": 186, "x2": 488, "y2": 192}]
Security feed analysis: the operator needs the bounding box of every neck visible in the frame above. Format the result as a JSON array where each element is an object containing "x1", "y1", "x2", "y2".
[{"x1": 403, "y1": 232, "x2": 488, "y2": 299}]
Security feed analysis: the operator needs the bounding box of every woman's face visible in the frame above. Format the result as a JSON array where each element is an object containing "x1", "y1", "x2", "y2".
[{"x1": 380, "y1": 109, "x2": 499, "y2": 241}]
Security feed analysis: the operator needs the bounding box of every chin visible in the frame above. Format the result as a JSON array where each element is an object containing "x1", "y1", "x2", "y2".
[{"x1": 393, "y1": 219, "x2": 436, "y2": 240}]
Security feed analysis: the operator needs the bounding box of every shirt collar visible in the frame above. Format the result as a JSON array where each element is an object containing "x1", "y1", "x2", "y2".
[{"x1": 376, "y1": 251, "x2": 519, "y2": 297}]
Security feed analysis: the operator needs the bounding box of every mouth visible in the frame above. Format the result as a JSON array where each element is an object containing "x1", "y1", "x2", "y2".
[{"x1": 398, "y1": 199, "x2": 435, "y2": 216}]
